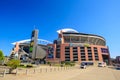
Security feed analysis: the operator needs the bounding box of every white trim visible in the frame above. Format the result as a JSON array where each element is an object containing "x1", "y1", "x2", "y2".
[
  {"x1": 11, "y1": 39, "x2": 52, "y2": 45},
  {"x1": 57, "y1": 28, "x2": 79, "y2": 33}
]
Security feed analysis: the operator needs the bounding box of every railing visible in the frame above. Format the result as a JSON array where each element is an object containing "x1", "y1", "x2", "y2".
[
  {"x1": 15, "y1": 66, "x2": 73, "y2": 75},
  {"x1": 0, "y1": 65, "x2": 74, "y2": 77},
  {"x1": 0, "y1": 69, "x2": 9, "y2": 77}
]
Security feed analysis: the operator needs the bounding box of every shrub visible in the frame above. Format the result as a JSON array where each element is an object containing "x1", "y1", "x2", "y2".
[
  {"x1": 7, "y1": 59, "x2": 20, "y2": 69},
  {"x1": 60, "y1": 64, "x2": 65, "y2": 67},
  {"x1": 61, "y1": 61, "x2": 65, "y2": 64},
  {"x1": 0, "y1": 50, "x2": 4, "y2": 61},
  {"x1": 54, "y1": 64, "x2": 60, "y2": 67},
  {"x1": 0, "y1": 50, "x2": 5, "y2": 65},
  {"x1": 6, "y1": 59, "x2": 20, "y2": 74},
  {"x1": 18, "y1": 64, "x2": 26, "y2": 68},
  {"x1": 70, "y1": 63, "x2": 75, "y2": 66},
  {"x1": 65, "y1": 61, "x2": 71, "y2": 65},
  {"x1": 20, "y1": 64, "x2": 25, "y2": 66},
  {"x1": 26, "y1": 64, "x2": 33, "y2": 68},
  {"x1": 71, "y1": 61, "x2": 75, "y2": 63},
  {"x1": 63, "y1": 61, "x2": 76, "y2": 66},
  {"x1": 47, "y1": 61, "x2": 51, "y2": 64}
]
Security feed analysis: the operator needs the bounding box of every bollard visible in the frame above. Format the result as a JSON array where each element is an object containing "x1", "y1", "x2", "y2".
[
  {"x1": 39, "y1": 69, "x2": 40, "y2": 73},
  {"x1": 3, "y1": 69, "x2": 6, "y2": 77},
  {"x1": 34, "y1": 69, "x2": 35, "y2": 73},
  {"x1": 54, "y1": 68, "x2": 56, "y2": 71},
  {"x1": 40, "y1": 68, "x2": 42, "y2": 73},
  {"x1": 41, "y1": 68, "x2": 42, "y2": 72},
  {"x1": 46, "y1": 68, "x2": 47, "y2": 72},
  {"x1": 25, "y1": 69, "x2": 27, "y2": 75},
  {"x1": 16, "y1": 69, "x2": 17, "y2": 76},
  {"x1": 58, "y1": 67, "x2": 59, "y2": 71},
  {"x1": 50, "y1": 68, "x2": 52, "y2": 72}
]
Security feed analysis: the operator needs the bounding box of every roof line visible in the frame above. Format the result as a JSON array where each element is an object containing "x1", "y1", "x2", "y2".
[{"x1": 11, "y1": 39, "x2": 52, "y2": 45}]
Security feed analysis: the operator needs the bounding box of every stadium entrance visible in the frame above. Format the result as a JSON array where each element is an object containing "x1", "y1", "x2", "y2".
[{"x1": 102, "y1": 55, "x2": 110, "y2": 65}]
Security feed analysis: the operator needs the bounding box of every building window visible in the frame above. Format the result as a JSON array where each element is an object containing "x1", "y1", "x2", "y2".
[
  {"x1": 87, "y1": 47, "x2": 93, "y2": 61},
  {"x1": 56, "y1": 53, "x2": 60, "y2": 58},
  {"x1": 65, "y1": 46, "x2": 70, "y2": 61},
  {"x1": 73, "y1": 47, "x2": 78, "y2": 61},
  {"x1": 71, "y1": 36, "x2": 79, "y2": 43},
  {"x1": 94, "y1": 47, "x2": 99, "y2": 61},
  {"x1": 80, "y1": 47, "x2": 85, "y2": 61},
  {"x1": 81, "y1": 37, "x2": 88, "y2": 43},
  {"x1": 64, "y1": 36, "x2": 70, "y2": 43},
  {"x1": 56, "y1": 45, "x2": 60, "y2": 58}
]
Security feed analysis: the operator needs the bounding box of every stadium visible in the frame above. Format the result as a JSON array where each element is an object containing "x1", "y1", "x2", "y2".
[
  {"x1": 47, "y1": 28, "x2": 110, "y2": 64},
  {"x1": 10, "y1": 29, "x2": 110, "y2": 65},
  {"x1": 10, "y1": 30, "x2": 52, "y2": 63}
]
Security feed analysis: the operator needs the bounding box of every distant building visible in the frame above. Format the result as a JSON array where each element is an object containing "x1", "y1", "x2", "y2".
[
  {"x1": 47, "y1": 28, "x2": 111, "y2": 64},
  {"x1": 116, "y1": 56, "x2": 120, "y2": 63}
]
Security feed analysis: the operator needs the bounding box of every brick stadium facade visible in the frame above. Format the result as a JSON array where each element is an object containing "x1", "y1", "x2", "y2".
[{"x1": 47, "y1": 29, "x2": 110, "y2": 64}]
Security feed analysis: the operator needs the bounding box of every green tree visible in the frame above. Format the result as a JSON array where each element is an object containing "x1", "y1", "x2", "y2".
[
  {"x1": 0, "y1": 50, "x2": 5, "y2": 65},
  {"x1": 7, "y1": 59, "x2": 20, "y2": 73},
  {"x1": 0, "y1": 50, "x2": 4, "y2": 60}
]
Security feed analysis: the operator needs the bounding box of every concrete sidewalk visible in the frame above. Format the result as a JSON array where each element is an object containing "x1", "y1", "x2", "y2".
[{"x1": 69, "y1": 67, "x2": 120, "y2": 80}]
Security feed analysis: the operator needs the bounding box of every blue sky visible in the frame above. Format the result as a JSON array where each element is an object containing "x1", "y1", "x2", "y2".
[{"x1": 0, "y1": 0, "x2": 120, "y2": 58}]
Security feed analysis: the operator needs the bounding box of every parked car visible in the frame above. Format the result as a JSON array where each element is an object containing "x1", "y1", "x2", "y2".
[
  {"x1": 80, "y1": 63, "x2": 86, "y2": 69},
  {"x1": 98, "y1": 62, "x2": 106, "y2": 67}
]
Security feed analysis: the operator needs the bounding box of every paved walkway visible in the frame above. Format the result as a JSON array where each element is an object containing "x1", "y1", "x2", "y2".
[
  {"x1": 69, "y1": 67, "x2": 120, "y2": 80},
  {"x1": 0, "y1": 66, "x2": 120, "y2": 80}
]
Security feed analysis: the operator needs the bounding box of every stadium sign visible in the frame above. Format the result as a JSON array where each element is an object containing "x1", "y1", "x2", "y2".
[{"x1": 70, "y1": 43, "x2": 90, "y2": 47}]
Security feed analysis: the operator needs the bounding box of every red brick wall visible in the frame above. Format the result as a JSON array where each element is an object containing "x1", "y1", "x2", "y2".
[{"x1": 47, "y1": 44, "x2": 110, "y2": 63}]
